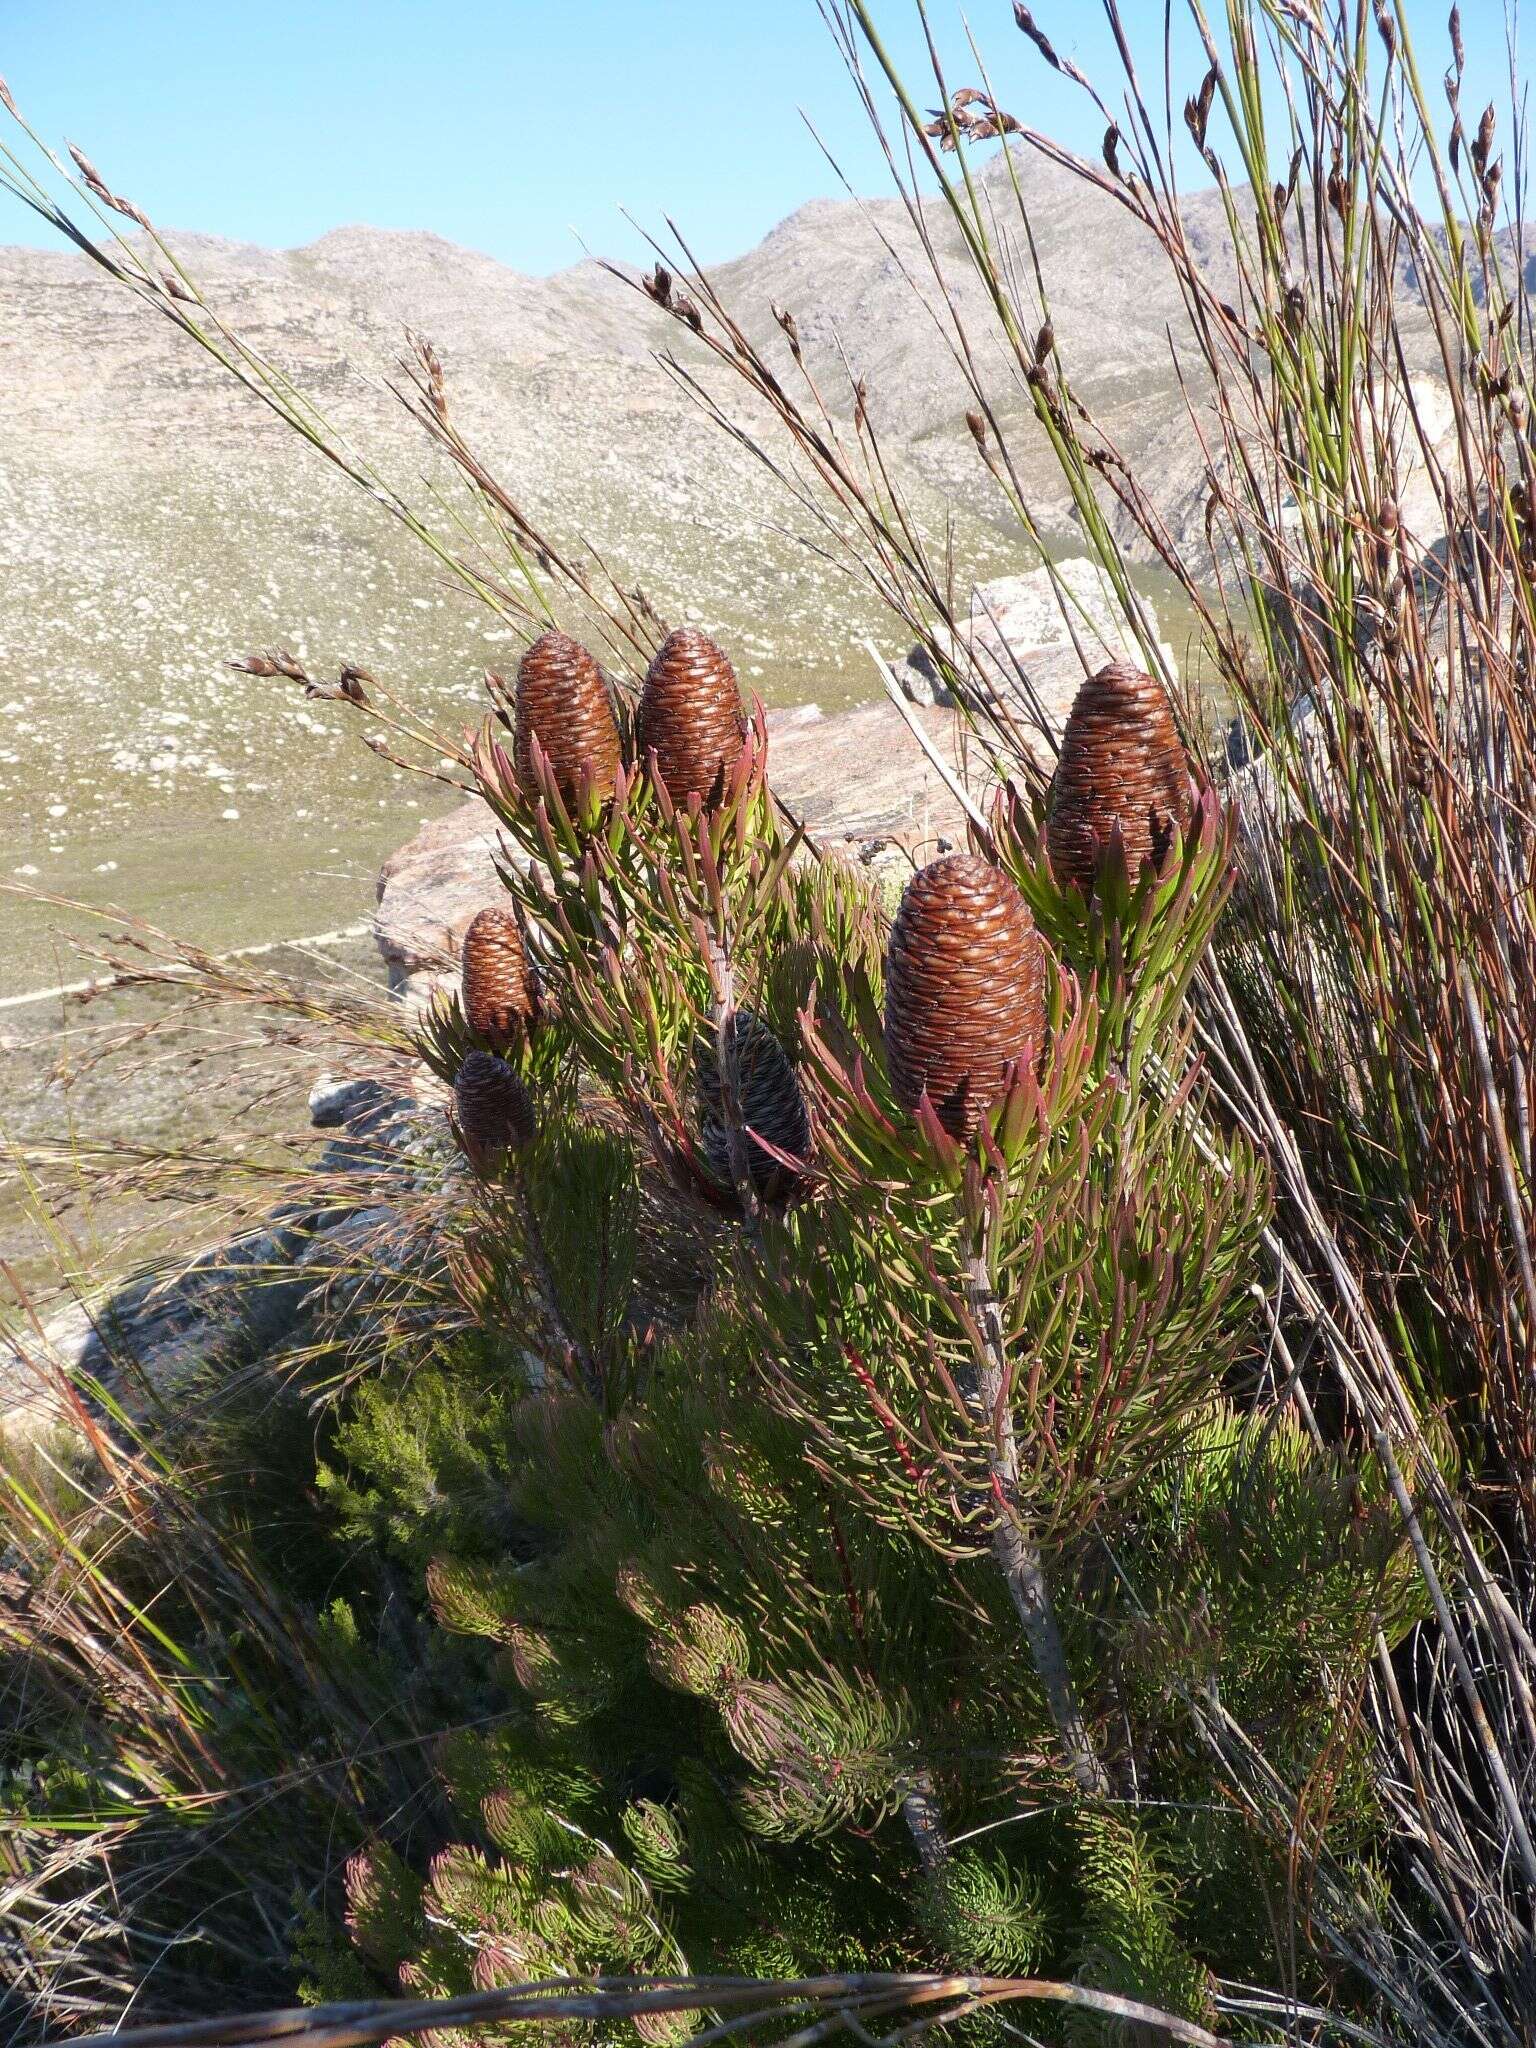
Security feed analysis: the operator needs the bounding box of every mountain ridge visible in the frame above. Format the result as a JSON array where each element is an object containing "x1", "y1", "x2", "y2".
[{"x1": 0, "y1": 140, "x2": 1432, "y2": 991}]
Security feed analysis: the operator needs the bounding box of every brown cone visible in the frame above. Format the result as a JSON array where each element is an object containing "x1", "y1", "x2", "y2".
[
  {"x1": 512, "y1": 629, "x2": 621, "y2": 810},
  {"x1": 461, "y1": 906, "x2": 537, "y2": 1053},
  {"x1": 453, "y1": 1049, "x2": 535, "y2": 1170},
  {"x1": 694, "y1": 1010, "x2": 811, "y2": 1201},
  {"x1": 637, "y1": 627, "x2": 746, "y2": 808},
  {"x1": 1046, "y1": 662, "x2": 1193, "y2": 895},
  {"x1": 884, "y1": 854, "x2": 1045, "y2": 1141}
]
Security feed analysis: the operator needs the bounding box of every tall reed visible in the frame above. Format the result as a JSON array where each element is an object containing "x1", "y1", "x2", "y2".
[{"x1": 685, "y1": 4, "x2": 1536, "y2": 2034}]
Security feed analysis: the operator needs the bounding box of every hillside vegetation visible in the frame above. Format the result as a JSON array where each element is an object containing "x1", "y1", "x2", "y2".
[{"x1": 4, "y1": 3, "x2": 1536, "y2": 2045}]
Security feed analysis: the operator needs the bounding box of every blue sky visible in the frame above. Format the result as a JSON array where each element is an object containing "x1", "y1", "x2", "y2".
[{"x1": 0, "y1": 0, "x2": 1518, "y2": 271}]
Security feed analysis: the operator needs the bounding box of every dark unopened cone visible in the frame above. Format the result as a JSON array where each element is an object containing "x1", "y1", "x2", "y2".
[
  {"x1": 512, "y1": 629, "x2": 621, "y2": 810},
  {"x1": 453, "y1": 1049, "x2": 535, "y2": 1172},
  {"x1": 884, "y1": 854, "x2": 1045, "y2": 1141},
  {"x1": 1046, "y1": 662, "x2": 1193, "y2": 895},
  {"x1": 461, "y1": 905, "x2": 537, "y2": 1053},
  {"x1": 637, "y1": 627, "x2": 746, "y2": 808},
  {"x1": 695, "y1": 1010, "x2": 810, "y2": 1200}
]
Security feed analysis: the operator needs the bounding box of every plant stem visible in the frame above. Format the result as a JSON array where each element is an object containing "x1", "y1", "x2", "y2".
[
  {"x1": 896, "y1": 1768, "x2": 950, "y2": 1875},
  {"x1": 508, "y1": 1174, "x2": 602, "y2": 1405},
  {"x1": 964, "y1": 1252, "x2": 1111, "y2": 1800},
  {"x1": 706, "y1": 934, "x2": 767, "y2": 1257}
]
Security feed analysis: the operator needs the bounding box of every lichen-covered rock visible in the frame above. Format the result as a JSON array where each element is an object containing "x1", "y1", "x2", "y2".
[
  {"x1": 894, "y1": 560, "x2": 1176, "y2": 736},
  {"x1": 373, "y1": 801, "x2": 528, "y2": 988}
]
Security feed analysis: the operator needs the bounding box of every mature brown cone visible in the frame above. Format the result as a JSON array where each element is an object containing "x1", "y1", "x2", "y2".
[
  {"x1": 1046, "y1": 661, "x2": 1193, "y2": 895},
  {"x1": 695, "y1": 1010, "x2": 811, "y2": 1201},
  {"x1": 453, "y1": 1049, "x2": 535, "y2": 1171},
  {"x1": 637, "y1": 627, "x2": 747, "y2": 807},
  {"x1": 512, "y1": 629, "x2": 621, "y2": 810},
  {"x1": 461, "y1": 905, "x2": 537, "y2": 1053},
  {"x1": 884, "y1": 854, "x2": 1045, "y2": 1140}
]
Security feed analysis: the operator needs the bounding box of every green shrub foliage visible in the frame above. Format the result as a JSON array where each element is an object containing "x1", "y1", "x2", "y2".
[
  {"x1": 295, "y1": 686, "x2": 1426, "y2": 2032},
  {"x1": 1, "y1": 656, "x2": 1436, "y2": 2036}
]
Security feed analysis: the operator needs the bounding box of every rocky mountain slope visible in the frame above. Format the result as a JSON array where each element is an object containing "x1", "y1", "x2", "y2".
[{"x1": 0, "y1": 139, "x2": 1450, "y2": 996}]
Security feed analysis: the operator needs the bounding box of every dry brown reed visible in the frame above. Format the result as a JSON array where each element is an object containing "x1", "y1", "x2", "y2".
[{"x1": 43, "y1": 1968, "x2": 1224, "y2": 2048}]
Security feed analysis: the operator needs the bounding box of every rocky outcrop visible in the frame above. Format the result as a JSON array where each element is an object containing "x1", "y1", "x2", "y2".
[
  {"x1": 894, "y1": 560, "x2": 1176, "y2": 729},
  {"x1": 375, "y1": 804, "x2": 521, "y2": 994},
  {"x1": 2, "y1": 1077, "x2": 439, "y2": 1443}
]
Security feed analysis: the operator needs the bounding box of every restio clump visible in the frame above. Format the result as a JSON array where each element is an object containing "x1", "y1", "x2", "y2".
[
  {"x1": 883, "y1": 853, "x2": 1045, "y2": 1140},
  {"x1": 1046, "y1": 661, "x2": 1193, "y2": 895}
]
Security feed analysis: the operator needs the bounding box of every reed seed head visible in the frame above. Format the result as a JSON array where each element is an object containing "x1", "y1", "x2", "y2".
[
  {"x1": 884, "y1": 854, "x2": 1045, "y2": 1140},
  {"x1": 453, "y1": 1049, "x2": 535, "y2": 1172},
  {"x1": 512, "y1": 629, "x2": 621, "y2": 810},
  {"x1": 695, "y1": 1010, "x2": 810, "y2": 1200},
  {"x1": 461, "y1": 905, "x2": 537, "y2": 1054},
  {"x1": 1046, "y1": 661, "x2": 1193, "y2": 895},
  {"x1": 637, "y1": 627, "x2": 746, "y2": 808}
]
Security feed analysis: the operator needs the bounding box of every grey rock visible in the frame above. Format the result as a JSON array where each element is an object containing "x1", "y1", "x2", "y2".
[
  {"x1": 373, "y1": 803, "x2": 527, "y2": 987},
  {"x1": 1223, "y1": 685, "x2": 1337, "y2": 846},
  {"x1": 893, "y1": 559, "x2": 1177, "y2": 733},
  {"x1": 309, "y1": 1073, "x2": 394, "y2": 1127},
  {"x1": 2, "y1": 1085, "x2": 431, "y2": 1442}
]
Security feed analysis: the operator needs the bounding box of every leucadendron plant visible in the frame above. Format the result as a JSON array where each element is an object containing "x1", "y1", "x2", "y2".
[
  {"x1": 416, "y1": 603, "x2": 1263, "y2": 1818},
  {"x1": 757, "y1": 721, "x2": 1261, "y2": 1808},
  {"x1": 304, "y1": 620, "x2": 1406, "y2": 2041}
]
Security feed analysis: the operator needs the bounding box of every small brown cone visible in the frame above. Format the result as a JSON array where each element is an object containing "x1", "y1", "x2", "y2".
[
  {"x1": 1046, "y1": 662, "x2": 1193, "y2": 895},
  {"x1": 884, "y1": 854, "x2": 1045, "y2": 1141},
  {"x1": 461, "y1": 905, "x2": 537, "y2": 1053},
  {"x1": 694, "y1": 1011, "x2": 810, "y2": 1201},
  {"x1": 637, "y1": 627, "x2": 746, "y2": 808},
  {"x1": 512, "y1": 629, "x2": 621, "y2": 810},
  {"x1": 453, "y1": 1049, "x2": 535, "y2": 1173}
]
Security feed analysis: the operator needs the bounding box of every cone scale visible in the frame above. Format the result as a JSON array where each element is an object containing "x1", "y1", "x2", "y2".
[
  {"x1": 637, "y1": 627, "x2": 746, "y2": 809},
  {"x1": 884, "y1": 854, "x2": 1045, "y2": 1141},
  {"x1": 1046, "y1": 661, "x2": 1193, "y2": 895}
]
